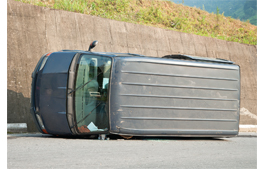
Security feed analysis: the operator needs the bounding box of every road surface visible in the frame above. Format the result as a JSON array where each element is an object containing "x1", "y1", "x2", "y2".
[{"x1": 7, "y1": 133, "x2": 257, "y2": 169}]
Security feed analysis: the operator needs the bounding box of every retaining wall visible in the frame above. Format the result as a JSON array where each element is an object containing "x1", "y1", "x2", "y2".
[{"x1": 7, "y1": 0, "x2": 257, "y2": 132}]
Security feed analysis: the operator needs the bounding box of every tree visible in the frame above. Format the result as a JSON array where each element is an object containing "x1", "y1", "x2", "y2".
[{"x1": 244, "y1": 0, "x2": 257, "y2": 17}]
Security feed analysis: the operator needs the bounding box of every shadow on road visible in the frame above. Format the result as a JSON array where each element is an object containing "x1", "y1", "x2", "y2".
[{"x1": 7, "y1": 133, "x2": 228, "y2": 141}]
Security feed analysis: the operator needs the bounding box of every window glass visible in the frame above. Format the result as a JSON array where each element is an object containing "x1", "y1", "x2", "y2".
[{"x1": 74, "y1": 54, "x2": 111, "y2": 133}]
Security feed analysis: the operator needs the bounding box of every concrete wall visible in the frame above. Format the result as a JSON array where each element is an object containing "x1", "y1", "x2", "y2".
[{"x1": 7, "y1": 0, "x2": 257, "y2": 132}]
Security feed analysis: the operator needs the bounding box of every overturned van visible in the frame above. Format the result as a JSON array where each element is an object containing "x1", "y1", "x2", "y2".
[{"x1": 31, "y1": 42, "x2": 240, "y2": 138}]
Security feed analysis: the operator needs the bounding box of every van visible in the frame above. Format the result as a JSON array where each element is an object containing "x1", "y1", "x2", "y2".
[{"x1": 31, "y1": 41, "x2": 240, "y2": 138}]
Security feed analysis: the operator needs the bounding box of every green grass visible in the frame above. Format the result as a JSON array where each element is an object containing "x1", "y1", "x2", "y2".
[{"x1": 16, "y1": 0, "x2": 257, "y2": 45}]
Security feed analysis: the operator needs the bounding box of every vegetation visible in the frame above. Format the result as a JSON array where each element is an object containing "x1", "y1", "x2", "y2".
[
  {"x1": 178, "y1": 0, "x2": 257, "y2": 26},
  {"x1": 16, "y1": 0, "x2": 257, "y2": 45}
]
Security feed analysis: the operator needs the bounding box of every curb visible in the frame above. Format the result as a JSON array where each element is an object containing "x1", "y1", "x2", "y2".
[
  {"x1": 7, "y1": 123, "x2": 27, "y2": 133},
  {"x1": 237, "y1": 132, "x2": 257, "y2": 137},
  {"x1": 239, "y1": 125, "x2": 257, "y2": 133}
]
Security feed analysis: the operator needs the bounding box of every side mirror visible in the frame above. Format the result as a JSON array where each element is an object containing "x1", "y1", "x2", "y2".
[{"x1": 88, "y1": 40, "x2": 98, "y2": 52}]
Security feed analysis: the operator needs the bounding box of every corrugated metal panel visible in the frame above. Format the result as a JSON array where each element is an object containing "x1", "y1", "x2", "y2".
[{"x1": 110, "y1": 57, "x2": 240, "y2": 136}]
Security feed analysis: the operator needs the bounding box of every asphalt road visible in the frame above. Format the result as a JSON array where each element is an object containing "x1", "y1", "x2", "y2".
[{"x1": 7, "y1": 133, "x2": 257, "y2": 169}]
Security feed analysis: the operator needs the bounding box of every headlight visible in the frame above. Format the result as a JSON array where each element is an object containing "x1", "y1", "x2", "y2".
[
  {"x1": 38, "y1": 53, "x2": 51, "y2": 71},
  {"x1": 36, "y1": 114, "x2": 48, "y2": 134}
]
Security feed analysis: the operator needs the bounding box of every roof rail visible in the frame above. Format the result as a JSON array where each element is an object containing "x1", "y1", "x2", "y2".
[
  {"x1": 162, "y1": 54, "x2": 234, "y2": 64},
  {"x1": 59, "y1": 50, "x2": 87, "y2": 53}
]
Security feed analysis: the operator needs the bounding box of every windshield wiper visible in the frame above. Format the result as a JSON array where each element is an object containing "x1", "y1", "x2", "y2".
[
  {"x1": 70, "y1": 102, "x2": 102, "y2": 129},
  {"x1": 77, "y1": 102, "x2": 102, "y2": 126},
  {"x1": 68, "y1": 71, "x2": 103, "y2": 95}
]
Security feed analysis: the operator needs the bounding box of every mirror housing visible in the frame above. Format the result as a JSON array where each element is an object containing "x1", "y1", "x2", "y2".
[{"x1": 88, "y1": 40, "x2": 98, "y2": 52}]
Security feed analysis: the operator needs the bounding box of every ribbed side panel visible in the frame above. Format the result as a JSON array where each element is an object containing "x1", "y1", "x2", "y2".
[{"x1": 110, "y1": 58, "x2": 240, "y2": 136}]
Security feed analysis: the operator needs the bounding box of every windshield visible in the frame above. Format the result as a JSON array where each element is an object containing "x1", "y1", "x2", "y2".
[{"x1": 74, "y1": 54, "x2": 112, "y2": 133}]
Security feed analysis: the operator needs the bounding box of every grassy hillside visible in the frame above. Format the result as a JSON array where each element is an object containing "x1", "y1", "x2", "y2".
[{"x1": 16, "y1": 0, "x2": 257, "y2": 45}]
